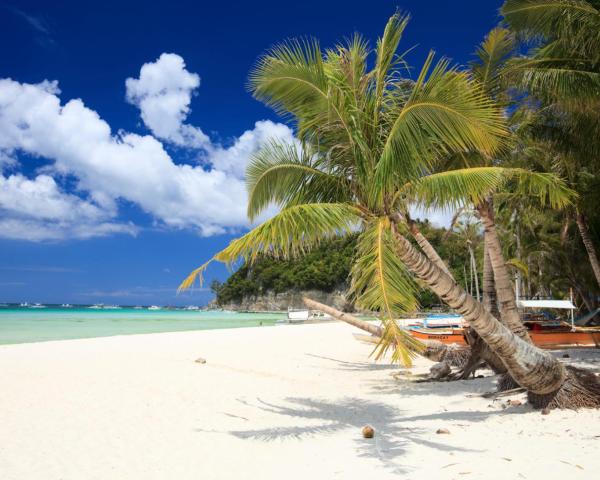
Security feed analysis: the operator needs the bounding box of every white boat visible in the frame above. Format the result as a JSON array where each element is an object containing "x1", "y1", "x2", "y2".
[
  {"x1": 61, "y1": 303, "x2": 73, "y2": 308},
  {"x1": 287, "y1": 308, "x2": 310, "y2": 322},
  {"x1": 19, "y1": 302, "x2": 30, "y2": 307},
  {"x1": 103, "y1": 305, "x2": 122, "y2": 309},
  {"x1": 31, "y1": 303, "x2": 46, "y2": 309},
  {"x1": 148, "y1": 305, "x2": 161, "y2": 310},
  {"x1": 185, "y1": 305, "x2": 200, "y2": 311},
  {"x1": 88, "y1": 304, "x2": 104, "y2": 309},
  {"x1": 286, "y1": 308, "x2": 332, "y2": 323}
]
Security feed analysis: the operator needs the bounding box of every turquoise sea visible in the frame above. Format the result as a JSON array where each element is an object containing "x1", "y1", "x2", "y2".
[{"x1": 0, "y1": 306, "x2": 284, "y2": 345}]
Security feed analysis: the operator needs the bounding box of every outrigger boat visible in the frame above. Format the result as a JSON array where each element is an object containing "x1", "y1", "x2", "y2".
[
  {"x1": 408, "y1": 296, "x2": 600, "y2": 349},
  {"x1": 409, "y1": 325, "x2": 600, "y2": 348}
]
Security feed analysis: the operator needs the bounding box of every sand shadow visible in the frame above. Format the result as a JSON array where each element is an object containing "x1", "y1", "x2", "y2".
[
  {"x1": 365, "y1": 370, "x2": 500, "y2": 398},
  {"x1": 304, "y1": 352, "x2": 400, "y2": 371},
  {"x1": 214, "y1": 396, "x2": 479, "y2": 475},
  {"x1": 551, "y1": 348, "x2": 600, "y2": 373}
]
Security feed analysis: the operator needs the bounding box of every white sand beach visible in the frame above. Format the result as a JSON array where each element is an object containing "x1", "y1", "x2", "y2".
[{"x1": 1, "y1": 322, "x2": 599, "y2": 480}]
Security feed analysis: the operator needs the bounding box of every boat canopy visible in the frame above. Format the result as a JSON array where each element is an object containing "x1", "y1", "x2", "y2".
[{"x1": 517, "y1": 299, "x2": 575, "y2": 310}]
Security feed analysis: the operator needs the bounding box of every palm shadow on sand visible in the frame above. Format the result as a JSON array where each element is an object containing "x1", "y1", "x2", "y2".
[
  {"x1": 211, "y1": 396, "x2": 481, "y2": 475},
  {"x1": 304, "y1": 352, "x2": 400, "y2": 371}
]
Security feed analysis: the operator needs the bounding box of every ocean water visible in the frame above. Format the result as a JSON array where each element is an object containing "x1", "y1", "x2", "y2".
[{"x1": 0, "y1": 307, "x2": 285, "y2": 345}]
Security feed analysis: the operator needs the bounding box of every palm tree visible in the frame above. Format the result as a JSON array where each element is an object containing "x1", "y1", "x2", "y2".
[
  {"x1": 502, "y1": 0, "x2": 600, "y2": 288},
  {"x1": 180, "y1": 14, "x2": 597, "y2": 407},
  {"x1": 453, "y1": 212, "x2": 481, "y2": 301},
  {"x1": 454, "y1": 27, "x2": 533, "y2": 342}
]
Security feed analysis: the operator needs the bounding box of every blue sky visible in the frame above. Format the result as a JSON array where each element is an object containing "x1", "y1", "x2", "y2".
[{"x1": 0, "y1": 0, "x2": 503, "y2": 306}]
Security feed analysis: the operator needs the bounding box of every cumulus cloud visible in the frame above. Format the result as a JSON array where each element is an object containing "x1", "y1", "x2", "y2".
[
  {"x1": 409, "y1": 206, "x2": 454, "y2": 229},
  {"x1": 208, "y1": 120, "x2": 296, "y2": 178},
  {"x1": 0, "y1": 58, "x2": 295, "y2": 241},
  {"x1": 0, "y1": 173, "x2": 136, "y2": 241},
  {"x1": 125, "y1": 53, "x2": 210, "y2": 148}
]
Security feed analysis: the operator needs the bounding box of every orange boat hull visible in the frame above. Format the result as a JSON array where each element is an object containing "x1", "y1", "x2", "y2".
[{"x1": 409, "y1": 328, "x2": 600, "y2": 348}]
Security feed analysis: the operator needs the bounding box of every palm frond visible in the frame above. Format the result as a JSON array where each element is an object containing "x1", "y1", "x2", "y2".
[
  {"x1": 502, "y1": 0, "x2": 600, "y2": 42},
  {"x1": 471, "y1": 27, "x2": 516, "y2": 97},
  {"x1": 374, "y1": 12, "x2": 411, "y2": 121},
  {"x1": 374, "y1": 52, "x2": 507, "y2": 199},
  {"x1": 510, "y1": 168, "x2": 577, "y2": 208},
  {"x1": 248, "y1": 38, "x2": 358, "y2": 147},
  {"x1": 506, "y1": 257, "x2": 530, "y2": 278},
  {"x1": 179, "y1": 203, "x2": 362, "y2": 292},
  {"x1": 501, "y1": 0, "x2": 600, "y2": 102},
  {"x1": 504, "y1": 52, "x2": 600, "y2": 101},
  {"x1": 397, "y1": 167, "x2": 576, "y2": 212},
  {"x1": 246, "y1": 140, "x2": 350, "y2": 220},
  {"x1": 348, "y1": 217, "x2": 424, "y2": 365}
]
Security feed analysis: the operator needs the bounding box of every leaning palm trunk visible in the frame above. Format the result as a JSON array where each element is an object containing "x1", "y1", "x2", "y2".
[
  {"x1": 576, "y1": 210, "x2": 600, "y2": 289},
  {"x1": 391, "y1": 223, "x2": 564, "y2": 393},
  {"x1": 302, "y1": 297, "x2": 470, "y2": 368},
  {"x1": 406, "y1": 220, "x2": 506, "y2": 377},
  {"x1": 392, "y1": 223, "x2": 600, "y2": 408},
  {"x1": 303, "y1": 298, "x2": 383, "y2": 337},
  {"x1": 408, "y1": 220, "x2": 454, "y2": 278},
  {"x1": 413, "y1": 223, "x2": 506, "y2": 377},
  {"x1": 406, "y1": 222, "x2": 502, "y2": 376},
  {"x1": 477, "y1": 200, "x2": 530, "y2": 341}
]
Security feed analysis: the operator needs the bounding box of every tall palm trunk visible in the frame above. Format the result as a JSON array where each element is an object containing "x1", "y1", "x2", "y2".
[
  {"x1": 482, "y1": 244, "x2": 500, "y2": 318},
  {"x1": 464, "y1": 243, "x2": 507, "y2": 376},
  {"x1": 576, "y1": 210, "x2": 600, "y2": 288},
  {"x1": 468, "y1": 243, "x2": 480, "y2": 301},
  {"x1": 390, "y1": 221, "x2": 566, "y2": 395},
  {"x1": 515, "y1": 221, "x2": 523, "y2": 299},
  {"x1": 477, "y1": 199, "x2": 530, "y2": 341}
]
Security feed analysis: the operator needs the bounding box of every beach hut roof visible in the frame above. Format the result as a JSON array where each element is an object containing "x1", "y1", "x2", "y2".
[{"x1": 517, "y1": 299, "x2": 575, "y2": 310}]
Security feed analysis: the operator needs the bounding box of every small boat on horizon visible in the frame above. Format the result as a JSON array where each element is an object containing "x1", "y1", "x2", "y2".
[
  {"x1": 148, "y1": 305, "x2": 161, "y2": 310},
  {"x1": 88, "y1": 304, "x2": 104, "y2": 309},
  {"x1": 19, "y1": 302, "x2": 30, "y2": 307},
  {"x1": 31, "y1": 303, "x2": 46, "y2": 309},
  {"x1": 61, "y1": 303, "x2": 73, "y2": 308}
]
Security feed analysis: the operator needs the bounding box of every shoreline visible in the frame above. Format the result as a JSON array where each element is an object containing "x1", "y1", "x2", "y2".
[
  {"x1": 0, "y1": 309, "x2": 285, "y2": 346},
  {"x1": 0, "y1": 320, "x2": 283, "y2": 347},
  {"x1": 1, "y1": 322, "x2": 599, "y2": 479}
]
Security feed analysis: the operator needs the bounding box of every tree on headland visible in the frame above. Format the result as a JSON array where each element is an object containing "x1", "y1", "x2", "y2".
[{"x1": 180, "y1": 13, "x2": 600, "y2": 408}]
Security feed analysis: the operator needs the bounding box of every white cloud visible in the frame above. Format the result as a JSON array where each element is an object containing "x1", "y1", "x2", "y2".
[
  {"x1": 208, "y1": 120, "x2": 296, "y2": 178},
  {"x1": 125, "y1": 53, "x2": 210, "y2": 148},
  {"x1": 0, "y1": 173, "x2": 136, "y2": 241},
  {"x1": 0, "y1": 174, "x2": 110, "y2": 221},
  {"x1": 0, "y1": 60, "x2": 294, "y2": 241},
  {"x1": 410, "y1": 205, "x2": 454, "y2": 229}
]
